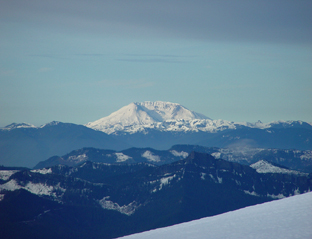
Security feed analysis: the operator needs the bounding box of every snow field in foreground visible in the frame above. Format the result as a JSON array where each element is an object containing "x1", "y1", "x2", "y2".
[{"x1": 118, "y1": 192, "x2": 312, "y2": 239}]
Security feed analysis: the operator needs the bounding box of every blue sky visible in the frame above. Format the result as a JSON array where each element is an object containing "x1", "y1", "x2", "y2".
[{"x1": 1, "y1": 0, "x2": 311, "y2": 127}]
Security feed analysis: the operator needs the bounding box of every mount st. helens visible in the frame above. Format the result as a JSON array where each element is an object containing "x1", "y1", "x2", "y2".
[
  {"x1": 85, "y1": 101, "x2": 312, "y2": 149},
  {"x1": 86, "y1": 101, "x2": 211, "y2": 134},
  {"x1": 85, "y1": 101, "x2": 312, "y2": 134}
]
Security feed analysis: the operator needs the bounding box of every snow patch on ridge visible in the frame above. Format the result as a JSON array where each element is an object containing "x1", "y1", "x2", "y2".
[
  {"x1": 98, "y1": 196, "x2": 139, "y2": 215},
  {"x1": 1, "y1": 123, "x2": 37, "y2": 130},
  {"x1": 267, "y1": 193, "x2": 286, "y2": 199},
  {"x1": 244, "y1": 190, "x2": 260, "y2": 197},
  {"x1": 25, "y1": 182, "x2": 58, "y2": 196},
  {"x1": 31, "y1": 168, "x2": 52, "y2": 175},
  {"x1": 142, "y1": 151, "x2": 160, "y2": 162},
  {"x1": 25, "y1": 182, "x2": 66, "y2": 199},
  {"x1": 0, "y1": 170, "x2": 19, "y2": 180},
  {"x1": 151, "y1": 174, "x2": 177, "y2": 192},
  {"x1": 250, "y1": 160, "x2": 307, "y2": 175},
  {"x1": 159, "y1": 175, "x2": 176, "y2": 190},
  {"x1": 115, "y1": 153, "x2": 132, "y2": 162},
  {"x1": 68, "y1": 154, "x2": 88, "y2": 164},
  {"x1": 0, "y1": 179, "x2": 66, "y2": 199},
  {"x1": 0, "y1": 179, "x2": 22, "y2": 191},
  {"x1": 299, "y1": 151, "x2": 312, "y2": 160},
  {"x1": 170, "y1": 150, "x2": 189, "y2": 158},
  {"x1": 211, "y1": 152, "x2": 221, "y2": 159},
  {"x1": 40, "y1": 121, "x2": 61, "y2": 128}
]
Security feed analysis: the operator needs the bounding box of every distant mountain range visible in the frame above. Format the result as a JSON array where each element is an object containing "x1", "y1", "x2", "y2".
[
  {"x1": 34, "y1": 145, "x2": 312, "y2": 173},
  {"x1": 1, "y1": 151, "x2": 311, "y2": 238},
  {"x1": 1, "y1": 101, "x2": 312, "y2": 167},
  {"x1": 0, "y1": 122, "x2": 129, "y2": 168}
]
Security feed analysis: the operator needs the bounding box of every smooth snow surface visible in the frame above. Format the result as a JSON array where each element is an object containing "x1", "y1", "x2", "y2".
[{"x1": 118, "y1": 192, "x2": 312, "y2": 239}]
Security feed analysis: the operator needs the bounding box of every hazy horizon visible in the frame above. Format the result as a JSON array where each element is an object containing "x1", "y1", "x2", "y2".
[{"x1": 1, "y1": 1, "x2": 311, "y2": 127}]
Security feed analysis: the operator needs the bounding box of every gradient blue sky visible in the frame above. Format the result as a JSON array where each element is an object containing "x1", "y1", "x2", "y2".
[{"x1": 1, "y1": 0, "x2": 311, "y2": 127}]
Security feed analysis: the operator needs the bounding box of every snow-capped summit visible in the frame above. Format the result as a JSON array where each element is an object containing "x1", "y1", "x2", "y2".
[
  {"x1": 85, "y1": 101, "x2": 312, "y2": 135},
  {"x1": 1, "y1": 123, "x2": 37, "y2": 130},
  {"x1": 86, "y1": 101, "x2": 211, "y2": 134},
  {"x1": 135, "y1": 101, "x2": 210, "y2": 121},
  {"x1": 40, "y1": 121, "x2": 62, "y2": 128}
]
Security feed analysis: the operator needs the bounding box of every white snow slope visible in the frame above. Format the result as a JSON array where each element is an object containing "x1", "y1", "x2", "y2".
[
  {"x1": 118, "y1": 192, "x2": 312, "y2": 239},
  {"x1": 86, "y1": 101, "x2": 211, "y2": 134}
]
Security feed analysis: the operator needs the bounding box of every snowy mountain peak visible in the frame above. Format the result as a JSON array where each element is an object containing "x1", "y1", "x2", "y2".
[
  {"x1": 85, "y1": 101, "x2": 311, "y2": 135},
  {"x1": 40, "y1": 121, "x2": 62, "y2": 128},
  {"x1": 135, "y1": 101, "x2": 210, "y2": 121},
  {"x1": 1, "y1": 123, "x2": 37, "y2": 130},
  {"x1": 86, "y1": 101, "x2": 211, "y2": 133}
]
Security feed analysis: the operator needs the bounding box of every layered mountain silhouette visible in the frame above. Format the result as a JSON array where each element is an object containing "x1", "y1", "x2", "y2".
[
  {"x1": 1, "y1": 152, "x2": 311, "y2": 238},
  {"x1": 1, "y1": 101, "x2": 312, "y2": 167},
  {"x1": 34, "y1": 145, "x2": 312, "y2": 173},
  {"x1": 1, "y1": 101, "x2": 311, "y2": 238},
  {"x1": 0, "y1": 122, "x2": 129, "y2": 168}
]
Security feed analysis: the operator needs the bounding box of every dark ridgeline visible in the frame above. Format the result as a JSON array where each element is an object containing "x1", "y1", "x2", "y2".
[
  {"x1": 1, "y1": 152, "x2": 311, "y2": 238},
  {"x1": 34, "y1": 145, "x2": 312, "y2": 173},
  {"x1": 1, "y1": 120, "x2": 312, "y2": 169},
  {"x1": 0, "y1": 122, "x2": 130, "y2": 168}
]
